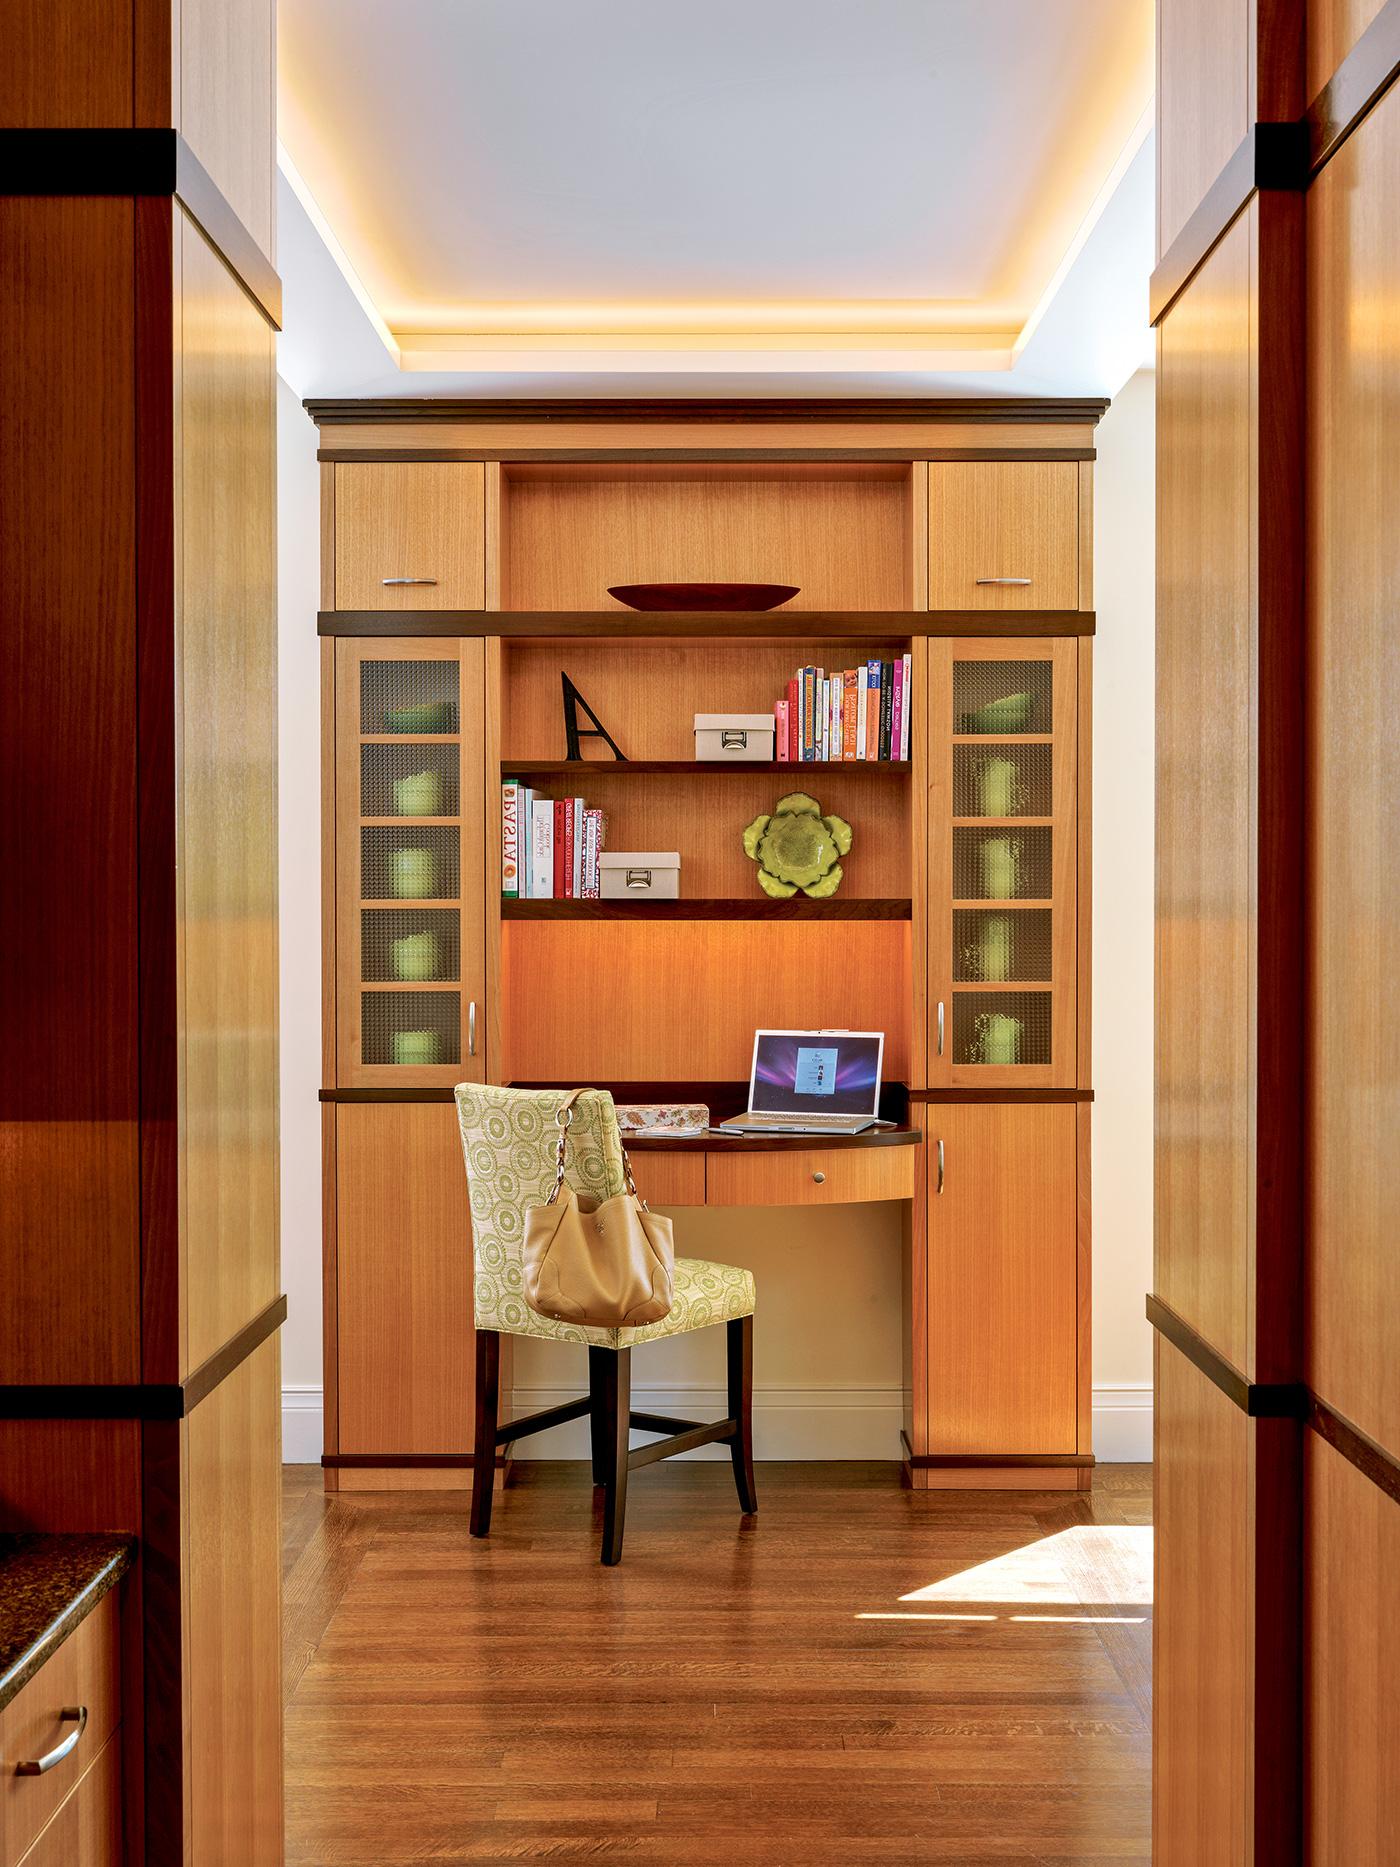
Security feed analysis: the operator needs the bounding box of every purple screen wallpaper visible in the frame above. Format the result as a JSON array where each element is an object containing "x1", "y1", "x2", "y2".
[{"x1": 750, "y1": 1033, "x2": 883, "y2": 1115}]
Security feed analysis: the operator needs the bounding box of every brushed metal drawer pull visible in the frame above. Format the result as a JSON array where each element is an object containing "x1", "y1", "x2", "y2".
[
  {"x1": 936, "y1": 1000, "x2": 945, "y2": 1057},
  {"x1": 381, "y1": 577, "x2": 438, "y2": 586},
  {"x1": 720, "y1": 729, "x2": 750, "y2": 749},
  {"x1": 467, "y1": 1000, "x2": 477, "y2": 1057},
  {"x1": 812, "y1": 1170, "x2": 826, "y2": 1185},
  {"x1": 16, "y1": 1705, "x2": 87, "y2": 1776},
  {"x1": 625, "y1": 868, "x2": 653, "y2": 888},
  {"x1": 936, "y1": 1138, "x2": 945, "y2": 1194},
  {"x1": 975, "y1": 577, "x2": 1031, "y2": 586}
]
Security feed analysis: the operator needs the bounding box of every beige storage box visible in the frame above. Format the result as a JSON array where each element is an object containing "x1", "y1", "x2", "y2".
[
  {"x1": 693, "y1": 713, "x2": 776, "y2": 761},
  {"x1": 600, "y1": 852, "x2": 681, "y2": 900}
]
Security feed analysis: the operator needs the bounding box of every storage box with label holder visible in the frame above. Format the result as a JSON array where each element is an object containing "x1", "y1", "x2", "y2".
[
  {"x1": 600, "y1": 852, "x2": 681, "y2": 900},
  {"x1": 693, "y1": 713, "x2": 776, "y2": 761}
]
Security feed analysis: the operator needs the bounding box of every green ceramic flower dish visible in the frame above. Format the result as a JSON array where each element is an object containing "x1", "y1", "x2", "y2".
[{"x1": 743, "y1": 791, "x2": 853, "y2": 898}]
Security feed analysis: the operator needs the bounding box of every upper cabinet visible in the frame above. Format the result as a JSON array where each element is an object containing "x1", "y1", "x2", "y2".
[
  {"x1": 928, "y1": 461, "x2": 1083, "y2": 611},
  {"x1": 334, "y1": 462, "x2": 486, "y2": 611}
]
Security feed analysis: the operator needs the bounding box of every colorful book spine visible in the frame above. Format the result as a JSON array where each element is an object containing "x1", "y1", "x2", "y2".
[
  {"x1": 571, "y1": 798, "x2": 584, "y2": 897},
  {"x1": 890, "y1": 658, "x2": 905, "y2": 766},
  {"x1": 775, "y1": 699, "x2": 790, "y2": 761},
  {"x1": 802, "y1": 666, "x2": 816, "y2": 761},
  {"x1": 900, "y1": 652, "x2": 913, "y2": 759},
  {"x1": 787, "y1": 676, "x2": 800, "y2": 759},
  {"x1": 530, "y1": 799, "x2": 553, "y2": 899},
  {"x1": 865, "y1": 661, "x2": 881, "y2": 760},
  {"x1": 501, "y1": 781, "x2": 520, "y2": 897},
  {"x1": 878, "y1": 662, "x2": 894, "y2": 761},
  {"x1": 581, "y1": 808, "x2": 603, "y2": 897},
  {"x1": 843, "y1": 669, "x2": 859, "y2": 760},
  {"x1": 553, "y1": 799, "x2": 568, "y2": 898},
  {"x1": 856, "y1": 673, "x2": 868, "y2": 760}
]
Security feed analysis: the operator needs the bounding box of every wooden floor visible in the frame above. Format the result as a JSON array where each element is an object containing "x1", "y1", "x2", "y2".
[{"x1": 282, "y1": 1461, "x2": 1152, "y2": 1864}]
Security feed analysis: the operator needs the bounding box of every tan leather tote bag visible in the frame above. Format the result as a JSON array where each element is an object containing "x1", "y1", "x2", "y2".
[{"x1": 523, "y1": 1091, "x2": 675, "y2": 1329}]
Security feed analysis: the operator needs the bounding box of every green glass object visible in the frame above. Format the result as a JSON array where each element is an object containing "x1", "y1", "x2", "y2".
[
  {"x1": 977, "y1": 913, "x2": 1013, "y2": 982},
  {"x1": 393, "y1": 1028, "x2": 442, "y2": 1066},
  {"x1": 385, "y1": 701, "x2": 453, "y2": 733},
  {"x1": 392, "y1": 930, "x2": 441, "y2": 981},
  {"x1": 966, "y1": 691, "x2": 1033, "y2": 733},
  {"x1": 977, "y1": 755, "x2": 1020, "y2": 818},
  {"x1": 392, "y1": 847, "x2": 436, "y2": 898},
  {"x1": 980, "y1": 835, "x2": 1020, "y2": 900},
  {"x1": 393, "y1": 769, "x2": 444, "y2": 816},
  {"x1": 742, "y1": 791, "x2": 853, "y2": 898},
  {"x1": 976, "y1": 1012, "x2": 1022, "y2": 1064}
]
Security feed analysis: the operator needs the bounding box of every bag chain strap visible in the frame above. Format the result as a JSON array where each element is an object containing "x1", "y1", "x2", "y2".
[{"x1": 547, "y1": 1091, "x2": 649, "y2": 1211}]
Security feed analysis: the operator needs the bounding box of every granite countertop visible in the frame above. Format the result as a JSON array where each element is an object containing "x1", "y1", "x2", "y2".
[{"x1": 0, "y1": 1535, "x2": 134, "y2": 1712}]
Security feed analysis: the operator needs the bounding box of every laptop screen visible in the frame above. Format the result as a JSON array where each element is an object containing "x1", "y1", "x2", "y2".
[{"x1": 748, "y1": 1030, "x2": 884, "y2": 1118}]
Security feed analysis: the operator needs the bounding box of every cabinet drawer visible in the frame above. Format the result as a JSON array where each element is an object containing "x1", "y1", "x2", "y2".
[
  {"x1": 2, "y1": 1592, "x2": 121, "y2": 1867},
  {"x1": 631, "y1": 1150, "x2": 705, "y2": 1207},
  {"x1": 334, "y1": 462, "x2": 485, "y2": 610},
  {"x1": 706, "y1": 1144, "x2": 916, "y2": 1207},
  {"x1": 929, "y1": 461, "x2": 1081, "y2": 610},
  {"x1": 16, "y1": 1733, "x2": 121, "y2": 1867}
]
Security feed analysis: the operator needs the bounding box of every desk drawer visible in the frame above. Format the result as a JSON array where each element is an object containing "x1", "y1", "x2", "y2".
[
  {"x1": 631, "y1": 1150, "x2": 705, "y2": 1207},
  {"x1": 707, "y1": 1144, "x2": 916, "y2": 1207},
  {"x1": 2, "y1": 1592, "x2": 121, "y2": 1867},
  {"x1": 16, "y1": 1733, "x2": 121, "y2": 1866}
]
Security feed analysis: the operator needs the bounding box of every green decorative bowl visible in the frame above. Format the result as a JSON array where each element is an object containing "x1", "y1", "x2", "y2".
[
  {"x1": 393, "y1": 1029, "x2": 442, "y2": 1066},
  {"x1": 384, "y1": 701, "x2": 454, "y2": 734},
  {"x1": 966, "y1": 691, "x2": 1034, "y2": 733}
]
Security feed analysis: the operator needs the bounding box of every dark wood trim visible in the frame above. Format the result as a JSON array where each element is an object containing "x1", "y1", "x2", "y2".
[
  {"x1": 316, "y1": 446, "x2": 1096, "y2": 465},
  {"x1": 305, "y1": 396, "x2": 1111, "y2": 426},
  {"x1": 495, "y1": 1396, "x2": 591, "y2": 1445},
  {"x1": 1307, "y1": 0, "x2": 1400, "y2": 174},
  {"x1": 628, "y1": 1410, "x2": 709, "y2": 1437},
  {"x1": 1149, "y1": 122, "x2": 1308, "y2": 326},
  {"x1": 502, "y1": 759, "x2": 911, "y2": 777},
  {"x1": 1146, "y1": 1296, "x2": 1307, "y2": 1419},
  {"x1": 909, "y1": 1087, "x2": 1094, "y2": 1103},
  {"x1": 318, "y1": 608, "x2": 1096, "y2": 640},
  {"x1": 501, "y1": 897, "x2": 911, "y2": 922},
  {"x1": 899, "y1": 1434, "x2": 1094, "y2": 1469},
  {"x1": 324, "y1": 1453, "x2": 493, "y2": 1469},
  {"x1": 628, "y1": 1418, "x2": 737, "y2": 1470},
  {"x1": 1308, "y1": 1397, "x2": 1400, "y2": 1506},
  {"x1": 0, "y1": 129, "x2": 280, "y2": 328},
  {"x1": 0, "y1": 1297, "x2": 286, "y2": 1420}
]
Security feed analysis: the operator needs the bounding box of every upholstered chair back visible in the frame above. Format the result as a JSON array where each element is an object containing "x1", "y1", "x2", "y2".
[{"x1": 453, "y1": 1083, "x2": 627, "y2": 1346}]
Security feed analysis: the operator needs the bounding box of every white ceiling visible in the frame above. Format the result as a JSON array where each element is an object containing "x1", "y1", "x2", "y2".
[{"x1": 276, "y1": 0, "x2": 1155, "y2": 391}]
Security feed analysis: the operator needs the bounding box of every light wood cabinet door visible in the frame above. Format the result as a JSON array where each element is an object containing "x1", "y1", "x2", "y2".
[
  {"x1": 928, "y1": 461, "x2": 1081, "y2": 610},
  {"x1": 334, "y1": 462, "x2": 485, "y2": 610},
  {"x1": 924, "y1": 1102, "x2": 1079, "y2": 1454},
  {"x1": 334, "y1": 639, "x2": 489, "y2": 1088}
]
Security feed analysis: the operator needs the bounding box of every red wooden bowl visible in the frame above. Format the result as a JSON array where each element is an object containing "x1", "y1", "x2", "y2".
[{"x1": 607, "y1": 582, "x2": 800, "y2": 612}]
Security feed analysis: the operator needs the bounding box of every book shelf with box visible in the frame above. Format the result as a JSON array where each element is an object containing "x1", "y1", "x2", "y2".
[{"x1": 314, "y1": 401, "x2": 1099, "y2": 1492}]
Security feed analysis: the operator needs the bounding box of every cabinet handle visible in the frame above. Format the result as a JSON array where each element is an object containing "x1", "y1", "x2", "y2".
[
  {"x1": 936, "y1": 1138, "x2": 945, "y2": 1195},
  {"x1": 468, "y1": 1000, "x2": 477, "y2": 1057},
  {"x1": 811, "y1": 1170, "x2": 826, "y2": 1185},
  {"x1": 975, "y1": 577, "x2": 1031, "y2": 586},
  {"x1": 15, "y1": 1706, "x2": 87, "y2": 1776},
  {"x1": 381, "y1": 577, "x2": 438, "y2": 586},
  {"x1": 936, "y1": 1001, "x2": 945, "y2": 1057}
]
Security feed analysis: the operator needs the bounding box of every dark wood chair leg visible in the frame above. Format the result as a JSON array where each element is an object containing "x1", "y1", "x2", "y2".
[
  {"x1": 470, "y1": 1329, "x2": 500, "y2": 1539},
  {"x1": 588, "y1": 1345, "x2": 610, "y2": 1487},
  {"x1": 728, "y1": 1315, "x2": 758, "y2": 1515},
  {"x1": 599, "y1": 1348, "x2": 631, "y2": 1565}
]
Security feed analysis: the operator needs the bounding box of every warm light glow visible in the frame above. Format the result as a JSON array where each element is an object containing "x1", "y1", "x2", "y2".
[{"x1": 898, "y1": 1526, "x2": 1153, "y2": 1609}]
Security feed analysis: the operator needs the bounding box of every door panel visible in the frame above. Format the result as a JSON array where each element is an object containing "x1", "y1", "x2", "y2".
[
  {"x1": 334, "y1": 462, "x2": 485, "y2": 610},
  {"x1": 928, "y1": 461, "x2": 1080, "y2": 610}
]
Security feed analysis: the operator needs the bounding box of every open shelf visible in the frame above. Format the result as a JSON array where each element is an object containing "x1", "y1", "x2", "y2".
[
  {"x1": 323, "y1": 610, "x2": 1095, "y2": 639},
  {"x1": 502, "y1": 897, "x2": 911, "y2": 920},
  {"x1": 503, "y1": 759, "x2": 911, "y2": 777}
]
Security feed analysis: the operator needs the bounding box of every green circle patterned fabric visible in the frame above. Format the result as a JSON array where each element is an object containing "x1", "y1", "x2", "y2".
[{"x1": 453, "y1": 1083, "x2": 755, "y2": 1349}]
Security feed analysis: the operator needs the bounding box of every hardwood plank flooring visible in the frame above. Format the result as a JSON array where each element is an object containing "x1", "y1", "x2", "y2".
[{"x1": 282, "y1": 1461, "x2": 1152, "y2": 1864}]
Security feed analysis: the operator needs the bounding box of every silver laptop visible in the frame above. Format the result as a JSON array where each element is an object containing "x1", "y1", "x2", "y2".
[{"x1": 718, "y1": 1030, "x2": 885, "y2": 1136}]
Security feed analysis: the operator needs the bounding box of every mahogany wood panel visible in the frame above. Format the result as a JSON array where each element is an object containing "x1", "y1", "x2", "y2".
[
  {"x1": 335, "y1": 463, "x2": 486, "y2": 611},
  {"x1": 11, "y1": 1733, "x2": 122, "y2": 1867},
  {"x1": 1156, "y1": 0, "x2": 1251, "y2": 258},
  {"x1": 502, "y1": 466, "x2": 910, "y2": 611},
  {"x1": 501, "y1": 922, "x2": 910, "y2": 1083},
  {"x1": 0, "y1": 197, "x2": 140, "y2": 1385},
  {"x1": 1307, "y1": 0, "x2": 1389, "y2": 94},
  {"x1": 0, "y1": 1426, "x2": 140, "y2": 1536},
  {"x1": 1155, "y1": 212, "x2": 1255, "y2": 1375},
  {"x1": 706, "y1": 1144, "x2": 915, "y2": 1209},
  {"x1": 0, "y1": 3, "x2": 134, "y2": 124},
  {"x1": 1305, "y1": 1431, "x2": 1400, "y2": 1860},
  {"x1": 927, "y1": 462, "x2": 1080, "y2": 610},
  {"x1": 184, "y1": 1336, "x2": 283, "y2": 1865},
  {"x1": 1306, "y1": 79, "x2": 1400, "y2": 1455},
  {"x1": 335, "y1": 1102, "x2": 475, "y2": 1455},
  {"x1": 924, "y1": 1103, "x2": 1077, "y2": 1455},
  {"x1": 175, "y1": 209, "x2": 280, "y2": 1374},
  {"x1": 1, "y1": 1592, "x2": 120, "y2": 1867},
  {"x1": 175, "y1": 0, "x2": 275, "y2": 258},
  {"x1": 631, "y1": 1150, "x2": 705, "y2": 1208}
]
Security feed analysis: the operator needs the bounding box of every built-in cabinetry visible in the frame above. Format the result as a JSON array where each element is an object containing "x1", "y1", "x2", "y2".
[{"x1": 313, "y1": 400, "x2": 1101, "y2": 1491}]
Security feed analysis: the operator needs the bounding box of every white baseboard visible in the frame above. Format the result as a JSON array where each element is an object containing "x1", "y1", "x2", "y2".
[{"x1": 283, "y1": 1381, "x2": 1154, "y2": 1465}]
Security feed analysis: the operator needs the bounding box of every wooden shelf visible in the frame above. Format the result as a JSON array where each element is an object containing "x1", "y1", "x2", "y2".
[
  {"x1": 502, "y1": 897, "x2": 911, "y2": 921},
  {"x1": 502, "y1": 759, "x2": 910, "y2": 777},
  {"x1": 322, "y1": 610, "x2": 1095, "y2": 640}
]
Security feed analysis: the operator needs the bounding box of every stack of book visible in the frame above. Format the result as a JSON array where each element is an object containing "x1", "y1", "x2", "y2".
[
  {"x1": 502, "y1": 782, "x2": 606, "y2": 899},
  {"x1": 772, "y1": 656, "x2": 914, "y2": 762}
]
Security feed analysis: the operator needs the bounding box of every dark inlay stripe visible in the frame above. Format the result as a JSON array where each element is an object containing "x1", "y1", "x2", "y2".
[
  {"x1": 305, "y1": 396, "x2": 1110, "y2": 425},
  {"x1": 1309, "y1": 1397, "x2": 1400, "y2": 1505},
  {"x1": 316, "y1": 447, "x2": 1096, "y2": 465},
  {"x1": 318, "y1": 609, "x2": 1096, "y2": 639},
  {"x1": 1147, "y1": 1294, "x2": 1307, "y2": 1418},
  {"x1": 1308, "y1": 0, "x2": 1400, "y2": 174}
]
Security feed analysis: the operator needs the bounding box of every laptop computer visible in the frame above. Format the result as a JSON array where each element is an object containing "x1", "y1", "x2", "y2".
[{"x1": 718, "y1": 1029, "x2": 885, "y2": 1136}]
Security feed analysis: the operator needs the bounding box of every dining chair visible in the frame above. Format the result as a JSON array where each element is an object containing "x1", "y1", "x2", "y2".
[{"x1": 454, "y1": 1083, "x2": 757, "y2": 1564}]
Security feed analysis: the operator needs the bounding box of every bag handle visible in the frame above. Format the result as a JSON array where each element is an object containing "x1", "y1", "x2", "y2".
[{"x1": 547, "y1": 1089, "x2": 649, "y2": 1211}]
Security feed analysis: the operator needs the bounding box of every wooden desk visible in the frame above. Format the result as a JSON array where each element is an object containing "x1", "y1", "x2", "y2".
[{"x1": 627, "y1": 1126, "x2": 919, "y2": 1208}]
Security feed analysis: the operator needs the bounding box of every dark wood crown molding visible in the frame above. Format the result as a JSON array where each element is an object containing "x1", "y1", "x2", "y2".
[{"x1": 304, "y1": 396, "x2": 1110, "y2": 426}]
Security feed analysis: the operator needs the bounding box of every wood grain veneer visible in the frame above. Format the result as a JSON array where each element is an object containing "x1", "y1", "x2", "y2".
[
  {"x1": 0, "y1": 3, "x2": 133, "y2": 125},
  {"x1": 1156, "y1": 0, "x2": 1252, "y2": 260},
  {"x1": 706, "y1": 1145, "x2": 915, "y2": 1208},
  {"x1": 924, "y1": 1103, "x2": 1078, "y2": 1456},
  {"x1": 174, "y1": 0, "x2": 275, "y2": 259},
  {"x1": 927, "y1": 461, "x2": 1080, "y2": 610},
  {"x1": 631, "y1": 1150, "x2": 705, "y2": 1208},
  {"x1": 335, "y1": 463, "x2": 486, "y2": 611},
  {"x1": 1307, "y1": 0, "x2": 1390, "y2": 96},
  {"x1": 1305, "y1": 77, "x2": 1400, "y2": 1455}
]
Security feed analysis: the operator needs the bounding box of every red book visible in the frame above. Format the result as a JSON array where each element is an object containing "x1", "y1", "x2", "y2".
[
  {"x1": 554, "y1": 798, "x2": 569, "y2": 897},
  {"x1": 843, "y1": 670, "x2": 859, "y2": 760},
  {"x1": 775, "y1": 700, "x2": 790, "y2": 761},
  {"x1": 787, "y1": 675, "x2": 800, "y2": 760}
]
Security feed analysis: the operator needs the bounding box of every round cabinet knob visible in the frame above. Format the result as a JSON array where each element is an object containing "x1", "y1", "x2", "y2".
[{"x1": 811, "y1": 1170, "x2": 826, "y2": 1185}]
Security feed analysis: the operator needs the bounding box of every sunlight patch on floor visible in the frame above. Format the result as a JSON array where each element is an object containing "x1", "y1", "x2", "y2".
[{"x1": 893, "y1": 1524, "x2": 1153, "y2": 1610}]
